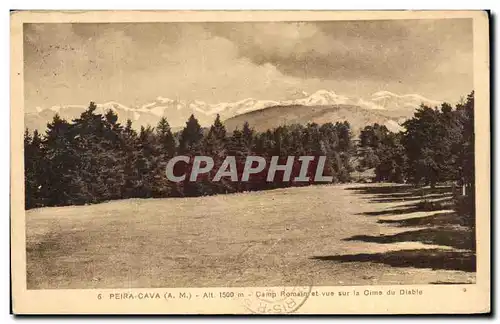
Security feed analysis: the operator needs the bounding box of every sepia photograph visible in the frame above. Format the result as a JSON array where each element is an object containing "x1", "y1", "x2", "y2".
[{"x1": 10, "y1": 10, "x2": 490, "y2": 314}]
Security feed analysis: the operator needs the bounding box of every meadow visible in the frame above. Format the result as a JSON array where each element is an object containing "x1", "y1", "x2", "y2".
[{"x1": 26, "y1": 183, "x2": 475, "y2": 289}]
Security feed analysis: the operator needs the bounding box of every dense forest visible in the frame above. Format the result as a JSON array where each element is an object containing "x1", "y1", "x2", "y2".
[
  {"x1": 356, "y1": 91, "x2": 475, "y2": 220},
  {"x1": 357, "y1": 91, "x2": 474, "y2": 189},
  {"x1": 23, "y1": 103, "x2": 354, "y2": 208},
  {"x1": 24, "y1": 92, "x2": 475, "y2": 218}
]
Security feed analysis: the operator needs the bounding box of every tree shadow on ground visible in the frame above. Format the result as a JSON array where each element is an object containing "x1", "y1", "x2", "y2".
[
  {"x1": 346, "y1": 184, "x2": 414, "y2": 195},
  {"x1": 325, "y1": 184, "x2": 477, "y2": 273},
  {"x1": 312, "y1": 249, "x2": 476, "y2": 272},
  {"x1": 349, "y1": 185, "x2": 457, "y2": 209},
  {"x1": 377, "y1": 211, "x2": 472, "y2": 228},
  {"x1": 346, "y1": 185, "x2": 452, "y2": 197},
  {"x1": 344, "y1": 227, "x2": 475, "y2": 250},
  {"x1": 358, "y1": 197, "x2": 455, "y2": 217},
  {"x1": 369, "y1": 193, "x2": 453, "y2": 203}
]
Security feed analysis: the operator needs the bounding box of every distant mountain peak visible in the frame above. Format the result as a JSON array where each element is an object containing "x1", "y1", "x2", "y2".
[
  {"x1": 370, "y1": 91, "x2": 441, "y2": 110},
  {"x1": 99, "y1": 101, "x2": 132, "y2": 111},
  {"x1": 372, "y1": 90, "x2": 399, "y2": 98},
  {"x1": 26, "y1": 90, "x2": 442, "y2": 132},
  {"x1": 284, "y1": 89, "x2": 351, "y2": 106}
]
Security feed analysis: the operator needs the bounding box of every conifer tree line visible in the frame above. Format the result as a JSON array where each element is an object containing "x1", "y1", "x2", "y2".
[
  {"x1": 24, "y1": 91, "x2": 475, "y2": 211},
  {"x1": 356, "y1": 91, "x2": 475, "y2": 216},
  {"x1": 356, "y1": 92, "x2": 474, "y2": 188},
  {"x1": 24, "y1": 103, "x2": 354, "y2": 209}
]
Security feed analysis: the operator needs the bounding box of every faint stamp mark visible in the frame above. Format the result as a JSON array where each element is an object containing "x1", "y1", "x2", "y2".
[{"x1": 243, "y1": 283, "x2": 313, "y2": 314}]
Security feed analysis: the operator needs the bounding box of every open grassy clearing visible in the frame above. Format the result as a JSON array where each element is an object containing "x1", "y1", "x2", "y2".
[{"x1": 26, "y1": 183, "x2": 475, "y2": 289}]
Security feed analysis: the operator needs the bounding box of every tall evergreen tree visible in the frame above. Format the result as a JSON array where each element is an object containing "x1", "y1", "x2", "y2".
[
  {"x1": 456, "y1": 91, "x2": 475, "y2": 197},
  {"x1": 153, "y1": 117, "x2": 176, "y2": 197},
  {"x1": 203, "y1": 114, "x2": 229, "y2": 193},
  {"x1": 227, "y1": 128, "x2": 251, "y2": 191},
  {"x1": 121, "y1": 119, "x2": 139, "y2": 199},
  {"x1": 41, "y1": 113, "x2": 75, "y2": 205},
  {"x1": 156, "y1": 117, "x2": 176, "y2": 157},
  {"x1": 24, "y1": 129, "x2": 44, "y2": 208},
  {"x1": 178, "y1": 115, "x2": 205, "y2": 196},
  {"x1": 65, "y1": 103, "x2": 126, "y2": 203},
  {"x1": 179, "y1": 114, "x2": 203, "y2": 155},
  {"x1": 133, "y1": 125, "x2": 158, "y2": 197},
  {"x1": 242, "y1": 121, "x2": 254, "y2": 150},
  {"x1": 402, "y1": 105, "x2": 442, "y2": 187}
]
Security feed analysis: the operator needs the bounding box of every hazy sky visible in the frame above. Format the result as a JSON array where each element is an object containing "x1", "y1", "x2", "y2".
[{"x1": 24, "y1": 19, "x2": 473, "y2": 113}]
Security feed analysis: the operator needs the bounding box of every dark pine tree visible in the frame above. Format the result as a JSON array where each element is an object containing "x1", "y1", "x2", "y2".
[
  {"x1": 24, "y1": 129, "x2": 44, "y2": 208},
  {"x1": 178, "y1": 114, "x2": 205, "y2": 196},
  {"x1": 179, "y1": 114, "x2": 204, "y2": 155},
  {"x1": 121, "y1": 119, "x2": 139, "y2": 199},
  {"x1": 203, "y1": 114, "x2": 229, "y2": 193},
  {"x1": 41, "y1": 113, "x2": 76, "y2": 206},
  {"x1": 153, "y1": 117, "x2": 177, "y2": 197}
]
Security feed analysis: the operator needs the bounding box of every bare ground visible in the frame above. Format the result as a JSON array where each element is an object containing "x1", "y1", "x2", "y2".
[{"x1": 25, "y1": 183, "x2": 476, "y2": 289}]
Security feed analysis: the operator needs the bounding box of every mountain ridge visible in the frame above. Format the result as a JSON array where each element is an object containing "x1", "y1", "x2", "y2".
[
  {"x1": 222, "y1": 104, "x2": 406, "y2": 134},
  {"x1": 25, "y1": 90, "x2": 442, "y2": 133}
]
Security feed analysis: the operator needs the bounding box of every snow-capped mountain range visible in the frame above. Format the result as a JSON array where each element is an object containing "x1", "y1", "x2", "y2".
[{"x1": 25, "y1": 90, "x2": 442, "y2": 133}]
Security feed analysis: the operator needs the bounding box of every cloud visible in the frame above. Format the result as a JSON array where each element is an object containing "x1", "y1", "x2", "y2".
[
  {"x1": 24, "y1": 23, "x2": 311, "y2": 111},
  {"x1": 208, "y1": 19, "x2": 473, "y2": 82},
  {"x1": 23, "y1": 19, "x2": 473, "y2": 112}
]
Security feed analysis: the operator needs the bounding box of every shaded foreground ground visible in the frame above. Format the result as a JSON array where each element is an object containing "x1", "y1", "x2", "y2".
[{"x1": 26, "y1": 183, "x2": 475, "y2": 289}]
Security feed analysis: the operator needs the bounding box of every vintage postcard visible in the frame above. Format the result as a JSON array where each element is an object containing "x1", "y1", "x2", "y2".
[{"x1": 11, "y1": 10, "x2": 490, "y2": 314}]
